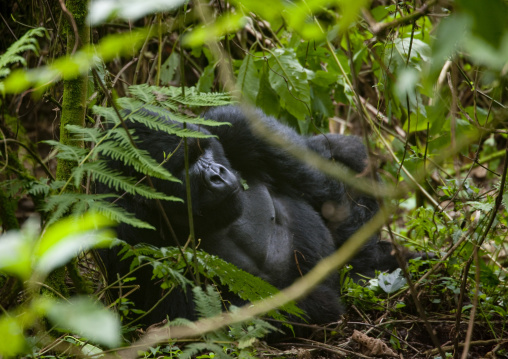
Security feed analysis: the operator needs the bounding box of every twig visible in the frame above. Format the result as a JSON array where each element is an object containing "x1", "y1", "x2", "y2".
[
  {"x1": 364, "y1": 0, "x2": 438, "y2": 36},
  {"x1": 58, "y1": 0, "x2": 80, "y2": 55}
]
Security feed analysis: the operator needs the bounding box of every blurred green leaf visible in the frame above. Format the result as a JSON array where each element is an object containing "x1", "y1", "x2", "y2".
[
  {"x1": 0, "y1": 316, "x2": 26, "y2": 357},
  {"x1": 184, "y1": 13, "x2": 247, "y2": 47},
  {"x1": 0, "y1": 231, "x2": 32, "y2": 280},
  {"x1": 88, "y1": 0, "x2": 186, "y2": 25},
  {"x1": 35, "y1": 212, "x2": 115, "y2": 275},
  {"x1": 46, "y1": 297, "x2": 121, "y2": 348}
]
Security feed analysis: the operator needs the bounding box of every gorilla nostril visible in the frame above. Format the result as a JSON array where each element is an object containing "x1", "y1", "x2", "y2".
[{"x1": 210, "y1": 174, "x2": 223, "y2": 184}]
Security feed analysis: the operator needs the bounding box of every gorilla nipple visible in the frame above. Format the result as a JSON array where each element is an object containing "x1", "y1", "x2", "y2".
[{"x1": 322, "y1": 201, "x2": 350, "y2": 223}]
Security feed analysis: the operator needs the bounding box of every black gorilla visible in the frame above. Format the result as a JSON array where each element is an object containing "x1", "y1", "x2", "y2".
[{"x1": 99, "y1": 106, "x2": 399, "y2": 329}]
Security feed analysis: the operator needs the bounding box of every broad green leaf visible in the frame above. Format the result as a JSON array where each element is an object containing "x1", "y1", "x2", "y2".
[
  {"x1": 457, "y1": 0, "x2": 508, "y2": 49},
  {"x1": 160, "y1": 51, "x2": 180, "y2": 86},
  {"x1": 230, "y1": 0, "x2": 285, "y2": 22},
  {"x1": 35, "y1": 212, "x2": 115, "y2": 275},
  {"x1": 237, "y1": 55, "x2": 260, "y2": 104},
  {"x1": 378, "y1": 268, "x2": 407, "y2": 294},
  {"x1": 256, "y1": 64, "x2": 280, "y2": 117},
  {"x1": 47, "y1": 297, "x2": 121, "y2": 347},
  {"x1": 267, "y1": 48, "x2": 311, "y2": 121},
  {"x1": 0, "y1": 231, "x2": 32, "y2": 280},
  {"x1": 196, "y1": 63, "x2": 216, "y2": 93},
  {"x1": 184, "y1": 13, "x2": 247, "y2": 47},
  {"x1": 88, "y1": 0, "x2": 186, "y2": 25},
  {"x1": 0, "y1": 316, "x2": 26, "y2": 357}
]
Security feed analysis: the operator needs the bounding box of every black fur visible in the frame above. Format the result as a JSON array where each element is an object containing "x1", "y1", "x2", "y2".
[{"x1": 99, "y1": 106, "x2": 400, "y2": 331}]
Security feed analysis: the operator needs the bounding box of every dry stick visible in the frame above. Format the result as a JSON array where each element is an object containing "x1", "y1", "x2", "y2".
[
  {"x1": 364, "y1": 0, "x2": 438, "y2": 36},
  {"x1": 133, "y1": 17, "x2": 156, "y2": 85},
  {"x1": 57, "y1": 0, "x2": 80, "y2": 55},
  {"x1": 461, "y1": 248, "x2": 481, "y2": 359},
  {"x1": 459, "y1": 140, "x2": 508, "y2": 358},
  {"x1": 387, "y1": 227, "x2": 446, "y2": 359},
  {"x1": 447, "y1": 72, "x2": 459, "y2": 176},
  {"x1": 426, "y1": 339, "x2": 508, "y2": 356}
]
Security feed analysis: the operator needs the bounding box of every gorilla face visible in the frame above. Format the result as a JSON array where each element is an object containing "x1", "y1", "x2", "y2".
[{"x1": 142, "y1": 128, "x2": 244, "y2": 236}]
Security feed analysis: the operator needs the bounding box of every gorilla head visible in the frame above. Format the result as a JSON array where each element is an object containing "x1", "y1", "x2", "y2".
[{"x1": 109, "y1": 118, "x2": 244, "y2": 239}]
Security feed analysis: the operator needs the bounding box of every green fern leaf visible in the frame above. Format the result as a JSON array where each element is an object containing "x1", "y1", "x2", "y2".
[
  {"x1": 83, "y1": 162, "x2": 181, "y2": 201},
  {"x1": 44, "y1": 140, "x2": 88, "y2": 162},
  {"x1": 0, "y1": 27, "x2": 46, "y2": 78},
  {"x1": 98, "y1": 128, "x2": 179, "y2": 181},
  {"x1": 193, "y1": 286, "x2": 223, "y2": 319}
]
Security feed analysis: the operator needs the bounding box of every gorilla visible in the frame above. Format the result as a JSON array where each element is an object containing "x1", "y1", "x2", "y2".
[{"x1": 98, "y1": 105, "x2": 400, "y2": 332}]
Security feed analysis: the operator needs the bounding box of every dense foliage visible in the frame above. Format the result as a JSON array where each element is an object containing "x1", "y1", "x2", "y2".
[{"x1": 0, "y1": 0, "x2": 507, "y2": 357}]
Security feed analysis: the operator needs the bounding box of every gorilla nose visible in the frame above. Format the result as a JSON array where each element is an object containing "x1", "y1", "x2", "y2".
[{"x1": 204, "y1": 164, "x2": 238, "y2": 192}]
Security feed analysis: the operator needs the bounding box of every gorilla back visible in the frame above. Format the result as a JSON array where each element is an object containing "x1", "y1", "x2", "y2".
[{"x1": 98, "y1": 106, "x2": 399, "y2": 332}]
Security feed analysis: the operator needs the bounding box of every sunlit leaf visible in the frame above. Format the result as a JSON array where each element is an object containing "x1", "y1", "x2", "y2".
[
  {"x1": 47, "y1": 297, "x2": 121, "y2": 347},
  {"x1": 88, "y1": 0, "x2": 186, "y2": 25},
  {"x1": 34, "y1": 212, "x2": 115, "y2": 275},
  {"x1": 0, "y1": 316, "x2": 26, "y2": 357},
  {"x1": 0, "y1": 232, "x2": 32, "y2": 280},
  {"x1": 184, "y1": 13, "x2": 248, "y2": 47}
]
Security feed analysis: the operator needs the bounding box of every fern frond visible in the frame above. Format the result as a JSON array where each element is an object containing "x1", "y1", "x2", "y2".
[
  {"x1": 83, "y1": 161, "x2": 181, "y2": 201},
  {"x1": 196, "y1": 252, "x2": 304, "y2": 321},
  {"x1": 0, "y1": 27, "x2": 46, "y2": 79},
  {"x1": 25, "y1": 179, "x2": 65, "y2": 197},
  {"x1": 91, "y1": 105, "x2": 118, "y2": 123},
  {"x1": 88, "y1": 199, "x2": 155, "y2": 229},
  {"x1": 193, "y1": 286, "x2": 223, "y2": 319},
  {"x1": 127, "y1": 112, "x2": 215, "y2": 138},
  {"x1": 43, "y1": 193, "x2": 80, "y2": 226},
  {"x1": 148, "y1": 85, "x2": 232, "y2": 107},
  {"x1": 44, "y1": 140, "x2": 88, "y2": 162},
  {"x1": 135, "y1": 103, "x2": 229, "y2": 128},
  {"x1": 65, "y1": 124, "x2": 103, "y2": 143},
  {"x1": 179, "y1": 342, "x2": 231, "y2": 359},
  {"x1": 97, "y1": 128, "x2": 179, "y2": 181}
]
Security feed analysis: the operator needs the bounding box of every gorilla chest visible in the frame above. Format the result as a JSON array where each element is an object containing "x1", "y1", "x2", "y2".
[{"x1": 202, "y1": 183, "x2": 294, "y2": 284}]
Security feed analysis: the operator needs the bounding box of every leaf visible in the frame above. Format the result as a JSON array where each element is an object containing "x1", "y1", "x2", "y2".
[
  {"x1": 378, "y1": 268, "x2": 407, "y2": 294},
  {"x1": 237, "y1": 55, "x2": 260, "y2": 104},
  {"x1": 196, "y1": 63, "x2": 216, "y2": 93},
  {"x1": 0, "y1": 231, "x2": 32, "y2": 280},
  {"x1": 267, "y1": 48, "x2": 311, "y2": 121},
  {"x1": 35, "y1": 212, "x2": 115, "y2": 275},
  {"x1": 46, "y1": 297, "x2": 121, "y2": 347},
  {"x1": 184, "y1": 13, "x2": 247, "y2": 47},
  {"x1": 256, "y1": 63, "x2": 280, "y2": 116},
  {"x1": 88, "y1": 0, "x2": 187, "y2": 25},
  {"x1": 161, "y1": 51, "x2": 180, "y2": 85},
  {"x1": 0, "y1": 316, "x2": 26, "y2": 357}
]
